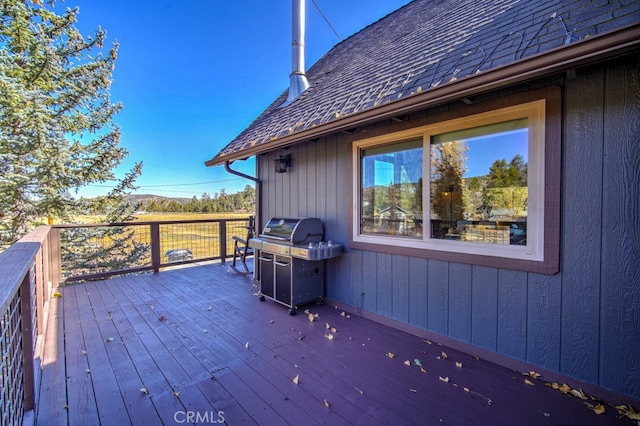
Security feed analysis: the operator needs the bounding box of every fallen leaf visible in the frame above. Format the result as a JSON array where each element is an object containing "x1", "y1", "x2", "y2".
[
  {"x1": 569, "y1": 388, "x2": 587, "y2": 399},
  {"x1": 527, "y1": 371, "x2": 541, "y2": 379},
  {"x1": 355, "y1": 387, "x2": 364, "y2": 395},
  {"x1": 324, "y1": 399, "x2": 330, "y2": 408},
  {"x1": 386, "y1": 352, "x2": 395, "y2": 359},
  {"x1": 404, "y1": 360, "x2": 411, "y2": 366},
  {"x1": 324, "y1": 333, "x2": 335, "y2": 340},
  {"x1": 341, "y1": 312, "x2": 346, "y2": 316},
  {"x1": 304, "y1": 309, "x2": 310, "y2": 314},
  {"x1": 410, "y1": 389, "x2": 417, "y2": 393},
  {"x1": 616, "y1": 404, "x2": 640, "y2": 421},
  {"x1": 207, "y1": 306, "x2": 212, "y2": 311},
  {"x1": 140, "y1": 387, "x2": 148, "y2": 394},
  {"x1": 420, "y1": 367, "x2": 427, "y2": 374},
  {"x1": 439, "y1": 376, "x2": 450, "y2": 383},
  {"x1": 106, "y1": 337, "x2": 114, "y2": 342},
  {"x1": 441, "y1": 352, "x2": 448, "y2": 359},
  {"x1": 464, "y1": 387, "x2": 470, "y2": 392},
  {"x1": 558, "y1": 383, "x2": 571, "y2": 394},
  {"x1": 174, "y1": 391, "x2": 180, "y2": 397},
  {"x1": 297, "y1": 335, "x2": 305, "y2": 341},
  {"x1": 456, "y1": 362, "x2": 463, "y2": 368},
  {"x1": 584, "y1": 402, "x2": 605, "y2": 415},
  {"x1": 314, "y1": 313, "x2": 319, "y2": 318},
  {"x1": 203, "y1": 329, "x2": 208, "y2": 333},
  {"x1": 525, "y1": 379, "x2": 535, "y2": 386},
  {"x1": 293, "y1": 375, "x2": 299, "y2": 385},
  {"x1": 330, "y1": 327, "x2": 337, "y2": 333},
  {"x1": 308, "y1": 313, "x2": 315, "y2": 322},
  {"x1": 326, "y1": 322, "x2": 331, "y2": 329},
  {"x1": 82, "y1": 350, "x2": 87, "y2": 355},
  {"x1": 85, "y1": 369, "x2": 90, "y2": 373},
  {"x1": 414, "y1": 359, "x2": 423, "y2": 367},
  {"x1": 244, "y1": 342, "x2": 249, "y2": 349},
  {"x1": 158, "y1": 315, "x2": 165, "y2": 321},
  {"x1": 149, "y1": 305, "x2": 154, "y2": 310},
  {"x1": 53, "y1": 291, "x2": 62, "y2": 298}
]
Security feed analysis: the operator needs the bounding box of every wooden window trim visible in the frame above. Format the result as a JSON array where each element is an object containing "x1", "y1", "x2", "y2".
[{"x1": 348, "y1": 86, "x2": 561, "y2": 274}]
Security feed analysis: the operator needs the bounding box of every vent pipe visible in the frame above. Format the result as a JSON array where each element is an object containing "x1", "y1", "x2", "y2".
[{"x1": 281, "y1": 0, "x2": 310, "y2": 107}]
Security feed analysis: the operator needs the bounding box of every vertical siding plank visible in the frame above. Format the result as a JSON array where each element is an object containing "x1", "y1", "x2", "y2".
[
  {"x1": 497, "y1": 269, "x2": 527, "y2": 360},
  {"x1": 350, "y1": 250, "x2": 364, "y2": 310},
  {"x1": 362, "y1": 251, "x2": 377, "y2": 312},
  {"x1": 392, "y1": 255, "x2": 409, "y2": 323},
  {"x1": 600, "y1": 57, "x2": 640, "y2": 397},
  {"x1": 289, "y1": 145, "x2": 299, "y2": 218},
  {"x1": 427, "y1": 259, "x2": 448, "y2": 335},
  {"x1": 409, "y1": 257, "x2": 429, "y2": 329},
  {"x1": 376, "y1": 253, "x2": 393, "y2": 318},
  {"x1": 298, "y1": 143, "x2": 309, "y2": 217},
  {"x1": 306, "y1": 142, "x2": 317, "y2": 215},
  {"x1": 471, "y1": 266, "x2": 498, "y2": 351},
  {"x1": 448, "y1": 263, "x2": 472, "y2": 343},
  {"x1": 561, "y1": 66, "x2": 604, "y2": 383},
  {"x1": 526, "y1": 273, "x2": 561, "y2": 371},
  {"x1": 315, "y1": 140, "x2": 327, "y2": 220}
]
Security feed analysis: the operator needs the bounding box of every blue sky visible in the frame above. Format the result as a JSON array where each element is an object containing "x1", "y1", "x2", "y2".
[{"x1": 64, "y1": 0, "x2": 412, "y2": 199}]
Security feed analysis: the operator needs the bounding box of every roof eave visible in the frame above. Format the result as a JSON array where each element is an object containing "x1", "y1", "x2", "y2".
[{"x1": 205, "y1": 22, "x2": 640, "y2": 167}]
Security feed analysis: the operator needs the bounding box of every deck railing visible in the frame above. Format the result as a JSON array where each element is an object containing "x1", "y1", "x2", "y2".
[
  {"x1": 0, "y1": 226, "x2": 57, "y2": 426},
  {"x1": 54, "y1": 217, "x2": 251, "y2": 283},
  {"x1": 0, "y1": 217, "x2": 251, "y2": 424}
]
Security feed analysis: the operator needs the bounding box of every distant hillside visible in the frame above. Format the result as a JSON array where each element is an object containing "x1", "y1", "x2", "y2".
[{"x1": 125, "y1": 194, "x2": 193, "y2": 205}]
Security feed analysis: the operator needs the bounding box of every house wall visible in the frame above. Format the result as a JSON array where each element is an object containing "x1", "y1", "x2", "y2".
[{"x1": 256, "y1": 54, "x2": 640, "y2": 399}]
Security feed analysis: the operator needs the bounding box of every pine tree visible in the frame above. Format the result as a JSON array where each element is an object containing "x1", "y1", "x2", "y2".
[{"x1": 0, "y1": 0, "x2": 141, "y2": 248}]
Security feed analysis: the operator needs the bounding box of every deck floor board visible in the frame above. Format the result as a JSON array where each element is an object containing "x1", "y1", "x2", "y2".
[{"x1": 35, "y1": 260, "x2": 629, "y2": 425}]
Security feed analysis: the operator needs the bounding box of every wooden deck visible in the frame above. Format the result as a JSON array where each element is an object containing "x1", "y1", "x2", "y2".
[{"x1": 35, "y1": 260, "x2": 630, "y2": 425}]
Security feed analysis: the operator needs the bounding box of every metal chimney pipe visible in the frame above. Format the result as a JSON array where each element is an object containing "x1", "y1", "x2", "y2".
[{"x1": 281, "y1": 0, "x2": 310, "y2": 107}]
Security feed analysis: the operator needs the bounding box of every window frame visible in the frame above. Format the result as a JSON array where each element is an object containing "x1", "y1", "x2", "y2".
[{"x1": 349, "y1": 87, "x2": 561, "y2": 274}]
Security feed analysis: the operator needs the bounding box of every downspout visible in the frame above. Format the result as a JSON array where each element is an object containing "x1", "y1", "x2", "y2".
[{"x1": 224, "y1": 160, "x2": 262, "y2": 233}]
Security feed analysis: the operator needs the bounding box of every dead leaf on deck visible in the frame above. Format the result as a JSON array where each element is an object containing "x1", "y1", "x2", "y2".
[
  {"x1": 410, "y1": 389, "x2": 417, "y2": 393},
  {"x1": 355, "y1": 387, "x2": 364, "y2": 395},
  {"x1": 439, "y1": 376, "x2": 450, "y2": 383},
  {"x1": 584, "y1": 402, "x2": 605, "y2": 415},
  {"x1": 308, "y1": 313, "x2": 315, "y2": 322},
  {"x1": 85, "y1": 369, "x2": 90, "y2": 373},
  {"x1": 441, "y1": 351, "x2": 448, "y2": 359},
  {"x1": 524, "y1": 379, "x2": 535, "y2": 386},
  {"x1": 304, "y1": 309, "x2": 310, "y2": 314},
  {"x1": 158, "y1": 315, "x2": 165, "y2": 321},
  {"x1": 404, "y1": 360, "x2": 411, "y2": 366},
  {"x1": 616, "y1": 404, "x2": 640, "y2": 421},
  {"x1": 456, "y1": 362, "x2": 463, "y2": 368},
  {"x1": 293, "y1": 374, "x2": 299, "y2": 385},
  {"x1": 207, "y1": 306, "x2": 212, "y2": 311},
  {"x1": 330, "y1": 327, "x2": 337, "y2": 333},
  {"x1": 174, "y1": 391, "x2": 180, "y2": 397},
  {"x1": 569, "y1": 388, "x2": 588, "y2": 399},
  {"x1": 325, "y1": 322, "x2": 331, "y2": 329},
  {"x1": 420, "y1": 367, "x2": 427, "y2": 374},
  {"x1": 525, "y1": 371, "x2": 541, "y2": 379},
  {"x1": 324, "y1": 399, "x2": 330, "y2": 408},
  {"x1": 106, "y1": 337, "x2": 114, "y2": 342},
  {"x1": 140, "y1": 387, "x2": 148, "y2": 394},
  {"x1": 324, "y1": 333, "x2": 335, "y2": 340},
  {"x1": 244, "y1": 342, "x2": 249, "y2": 349},
  {"x1": 297, "y1": 335, "x2": 305, "y2": 341},
  {"x1": 386, "y1": 352, "x2": 395, "y2": 359}
]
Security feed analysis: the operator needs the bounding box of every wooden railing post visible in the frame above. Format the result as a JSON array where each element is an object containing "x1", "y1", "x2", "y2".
[
  {"x1": 219, "y1": 220, "x2": 227, "y2": 263},
  {"x1": 20, "y1": 270, "x2": 36, "y2": 411},
  {"x1": 151, "y1": 223, "x2": 161, "y2": 272},
  {"x1": 49, "y1": 227, "x2": 61, "y2": 289}
]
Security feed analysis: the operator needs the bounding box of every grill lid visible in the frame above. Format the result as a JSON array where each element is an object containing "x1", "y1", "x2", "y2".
[{"x1": 259, "y1": 217, "x2": 323, "y2": 244}]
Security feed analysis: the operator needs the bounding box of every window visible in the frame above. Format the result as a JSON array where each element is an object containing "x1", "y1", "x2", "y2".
[{"x1": 352, "y1": 99, "x2": 549, "y2": 265}]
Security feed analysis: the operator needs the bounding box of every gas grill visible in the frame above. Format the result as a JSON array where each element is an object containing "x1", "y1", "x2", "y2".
[{"x1": 249, "y1": 218, "x2": 342, "y2": 314}]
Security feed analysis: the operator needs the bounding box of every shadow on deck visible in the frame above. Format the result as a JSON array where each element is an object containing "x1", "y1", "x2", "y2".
[{"x1": 36, "y1": 260, "x2": 628, "y2": 425}]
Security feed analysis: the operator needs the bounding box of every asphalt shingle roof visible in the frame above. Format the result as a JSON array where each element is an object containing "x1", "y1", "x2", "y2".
[{"x1": 208, "y1": 0, "x2": 640, "y2": 164}]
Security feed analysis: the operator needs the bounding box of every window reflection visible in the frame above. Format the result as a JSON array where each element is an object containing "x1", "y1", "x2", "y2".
[
  {"x1": 430, "y1": 119, "x2": 528, "y2": 245},
  {"x1": 360, "y1": 140, "x2": 423, "y2": 237}
]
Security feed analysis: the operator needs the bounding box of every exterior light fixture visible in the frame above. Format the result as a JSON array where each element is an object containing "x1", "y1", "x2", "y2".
[{"x1": 275, "y1": 154, "x2": 291, "y2": 173}]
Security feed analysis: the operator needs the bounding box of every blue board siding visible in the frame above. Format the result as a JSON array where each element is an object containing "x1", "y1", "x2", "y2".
[
  {"x1": 257, "y1": 56, "x2": 640, "y2": 399},
  {"x1": 560, "y1": 65, "x2": 603, "y2": 385},
  {"x1": 599, "y1": 58, "x2": 640, "y2": 397},
  {"x1": 471, "y1": 266, "x2": 498, "y2": 351},
  {"x1": 408, "y1": 257, "x2": 429, "y2": 329}
]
